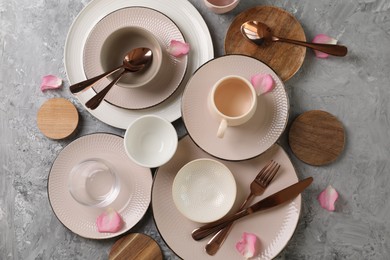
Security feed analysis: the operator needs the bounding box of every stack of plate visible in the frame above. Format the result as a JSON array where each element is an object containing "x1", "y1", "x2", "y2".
[{"x1": 64, "y1": 0, "x2": 214, "y2": 129}]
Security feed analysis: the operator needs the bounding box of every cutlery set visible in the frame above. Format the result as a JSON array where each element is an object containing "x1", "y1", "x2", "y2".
[
  {"x1": 192, "y1": 176, "x2": 313, "y2": 241},
  {"x1": 205, "y1": 160, "x2": 280, "y2": 255}
]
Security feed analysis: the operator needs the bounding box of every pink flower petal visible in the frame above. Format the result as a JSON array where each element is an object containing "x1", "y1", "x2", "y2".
[
  {"x1": 167, "y1": 40, "x2": 190, "y2": 57},
  {"x1": 96, "y1": 208, "x2": 123, "y2": 233},
  {"x1": 40, "y1": 75, "x2": 62, "y2": 91},
  {"x1": 235, "y1": 232, "x2": 259, "y2": 258},
  {"x1": 318, "y1": 185, "x2": 339, "y2": 211},
  {"x1": 312, "y1": 34, "x2": 338, "y2": 59},
  {"x1": 250, "y1": 73, "x2": 275, "y2": 95}
]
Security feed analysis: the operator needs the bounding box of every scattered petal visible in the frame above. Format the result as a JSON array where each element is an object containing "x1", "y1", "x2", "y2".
[
  {"x1": 250, "y1": 73, "x2": 275, "y2": 95},
  {"x1": 96, "y1": 208, "x2": 123, "y2": 233},
  {"x1": 318, "y1": 185, "x2": 339, "y2": 211},
  {"x1": 167, "y1": 40, "x2": 190, "y2": 57},
  {"x1": 235, "y1": 232, "x2": 259, "y2": 259},
  {"x1": 40, "y1": 75, "x2": 62, "y2": 91},
  {"x1": 312, "y1": 34, "x2": 338, "y2": 58}
]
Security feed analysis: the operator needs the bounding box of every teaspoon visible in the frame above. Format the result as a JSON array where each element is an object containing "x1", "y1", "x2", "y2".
[
  {"x1": 241, "y1": 21, "x2": 348, "y2": 57},
  {"x1": 69, "y1": 47, "x2": 152, "y2": 94},
  {"x1": 85, "y1": 48, "x2": 153, "y2": 110}
]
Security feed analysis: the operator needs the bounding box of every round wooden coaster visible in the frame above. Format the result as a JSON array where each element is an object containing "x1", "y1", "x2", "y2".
[
  {"x1": 37, "y1": 98, "x2": 79, "y2": 140},
  {"x1": 109, "y1": 233, "x2": 163, "y2": 260},
  {"x1": 225, "y1": 5, "x2": 306, "y2": 81},
  {"x1": 288, "y1": 110, "x2": 345, "y2": 166}
]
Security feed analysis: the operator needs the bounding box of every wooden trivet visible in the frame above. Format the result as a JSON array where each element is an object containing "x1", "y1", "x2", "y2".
[
  {"x1": 288, "y1": 110, "x2": 345, "y2": 166},
  {"x1": 37, "y1": 98, "x2": 79, "y2": 140},
  {"x1": 225, "y1": 5, "x2": 306, "y2": 81},
  {"x1": 109, "y1": 233, "x2": 163, "y2": 260}
]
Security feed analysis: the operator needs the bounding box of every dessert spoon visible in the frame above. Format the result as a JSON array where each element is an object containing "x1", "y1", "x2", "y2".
[
  {"x1": 69, "y1": 47, "x2": 152, "y2": 94},
  {"x1": 241, "y1": 21, "x2": 348, "y2": 56},
  {"x1": 85, "y1": 48, "x2": 153, "y2": 110}
]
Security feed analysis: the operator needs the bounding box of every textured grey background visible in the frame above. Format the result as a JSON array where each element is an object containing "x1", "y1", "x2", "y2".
[{"x1": 1, "y1": 0, "x2": 389, "y2": 259}]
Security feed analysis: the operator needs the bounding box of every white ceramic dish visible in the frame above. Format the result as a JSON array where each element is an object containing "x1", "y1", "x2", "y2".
[
  {"x1": 153, "y1": 136, "x2": 301, "y2": 260},
  {"x1": 48, "y1": 133, "x2": 153, "y2": 239},
  {"x1": 172, "y1": 158, "x2": 237, "y2": 223},
  {"x1": 124, "y1": 115, "x2": 178, "y2": 168},
  {"x1": 64, "y1": 0, "x2": 213, "y2": 129},
  {"x1": 182, "y1": 55, "x2": 289, "y2": 161},
  {"x1": 83, "y1": 7, "x2": 188, "y2": 110}
]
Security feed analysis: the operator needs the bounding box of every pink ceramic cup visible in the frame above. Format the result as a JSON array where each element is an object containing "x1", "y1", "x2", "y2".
[
  {"x1": 208, "y1": 75, "x2": 257, "y2": 138},
  {"x1": 203, "y1": 0, "x2": 240, "y2": 14}
]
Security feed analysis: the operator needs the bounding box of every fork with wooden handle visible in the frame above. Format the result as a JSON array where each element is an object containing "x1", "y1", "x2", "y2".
[{"x1": 205, "y1": 160, "x2": 280, "y2": 255}]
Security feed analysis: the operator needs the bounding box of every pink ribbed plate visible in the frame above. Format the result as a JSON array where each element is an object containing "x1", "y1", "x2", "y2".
[
  {"x1": 152, "y1": 136, "x2": 301, "y2": 260},
  {"x1": 83, "y1": 7, "x2": 188, "y2": 110},
  {"x1": 181, "y1": 55, "x2": 289, "y2": 161},
  {"x1": 48, "y1": 133, "x2": 152, "y2": 239}
]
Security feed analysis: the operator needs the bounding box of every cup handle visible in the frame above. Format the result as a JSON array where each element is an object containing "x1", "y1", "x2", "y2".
[{"x1": 217, "y1": 119, "x2": 228, "y2": 138}]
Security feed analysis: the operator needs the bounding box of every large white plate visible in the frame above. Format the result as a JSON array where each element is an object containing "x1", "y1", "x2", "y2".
[
  {"x1": 64, "y1": 0, "x2": 214, "y2": 129},
  {"x1": 153, "y1": 136, "x2": 301, "y2": 260}
]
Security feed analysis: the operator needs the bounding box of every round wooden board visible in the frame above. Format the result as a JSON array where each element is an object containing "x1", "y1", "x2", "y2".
[
  {"x1": 288, "y1": 110, "x2": 345, "y2": 166},
  {"x1": 109, "y1": 233, "x2": 163, "y2": 260},
  {"x1": 37, "y1": 98, "x2": 79, "y2": 140},
  {"x1": 225, "y1": 5, "x2": 306, "y2": 81}
]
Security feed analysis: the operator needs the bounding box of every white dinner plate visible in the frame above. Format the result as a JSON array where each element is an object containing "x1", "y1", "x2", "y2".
[
  {"x1": 152, "y1": 136, "x2": 301, "y2": 260},
  {"x1": 64, "y1": 0, "x2": 213, "y2": 129}
]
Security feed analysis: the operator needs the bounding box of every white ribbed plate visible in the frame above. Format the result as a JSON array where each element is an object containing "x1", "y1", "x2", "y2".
[
  {"x1": 182, "y1": 55, "x2": 289, "y2": 161},
  {"x1": 48, "y1": 133, "x2": 152, "y2": 239},
  {"x1": 83, "y1": 7, "x2": 187, "y2": 110},
  {"x1": 153, "y1": 136, "x2": 301, "y2": 260},
  {"x1": 64, "y1": 0, "x2": 213, "y2": 129}
]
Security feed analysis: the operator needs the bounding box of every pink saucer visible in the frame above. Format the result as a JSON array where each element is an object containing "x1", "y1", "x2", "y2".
[
  {"x1": 181, "y1": 55, "x2": 289, "y2": 161},
  {"x1": 48, "y1": 133, "x2": 153, "y2": 239}
]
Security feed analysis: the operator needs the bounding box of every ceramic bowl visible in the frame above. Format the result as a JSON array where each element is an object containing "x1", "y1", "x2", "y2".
[
  {"x1": 172, "y1": 158, "x2": 237, "y2": 223},
  {"x1": 124, "y1": 115, "x2": 178, "y2": 168},
  {"x1": 100, "y1": 26, "x2": 164, "y2": 89},
  {"x1": 203, "y1": 0, "x2": 240, "y2": 14}
]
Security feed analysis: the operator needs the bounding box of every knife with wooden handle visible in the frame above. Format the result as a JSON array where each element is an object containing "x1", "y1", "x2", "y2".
[{"x1": 191, "y1": 177, "x2": 313, "y2": 241}]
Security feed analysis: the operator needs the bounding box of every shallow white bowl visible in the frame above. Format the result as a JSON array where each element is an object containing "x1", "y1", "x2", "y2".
[
  {"x1": 172, "y1": 158, "x2": 237, "y2": 223},
  {"x1": 124, "y1": 115, "x2": 178, "y2": 168}
]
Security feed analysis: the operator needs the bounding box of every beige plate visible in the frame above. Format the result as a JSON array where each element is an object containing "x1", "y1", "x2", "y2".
[
  {"x1": 83, "y1": 7, "x2": 188, "y2": 110},
  {"x1": 182, "y1": 55, "x2": 289, "y2": 161},
  {"x1": 153, "y1": 136, "x2": 301, "y2": 260},
  {"x1": 48, "y1": 133, "x2": 153, "y2": 239},
  {"x1": 224, "y1": 6, "x2": 306, "y2": 81}
]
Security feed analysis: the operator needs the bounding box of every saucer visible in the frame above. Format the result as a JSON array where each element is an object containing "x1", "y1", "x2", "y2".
[
  {"x1": 152, "y1": 136, "x2": 301, "y2": 260},
  {"x1": 48, "y1": 133, "x2": 153, "y2": 239},
  {"x1": 225, "y1": 6, "x2": 306, "y2": 81},
  {"x1": 64, "y1": 0, "x2": 213, "y2": 129},
  {"x1": 83, "y1": 7, "x2": 188, "y2": 110},
  {"x1": 181, "y1": 55, "x2": 289, "y2": 161}
]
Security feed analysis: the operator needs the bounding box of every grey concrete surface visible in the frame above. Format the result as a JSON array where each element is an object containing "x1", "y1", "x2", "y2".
[{"x1": 1, "y1": 0, "x2": 389, "y2": 259}]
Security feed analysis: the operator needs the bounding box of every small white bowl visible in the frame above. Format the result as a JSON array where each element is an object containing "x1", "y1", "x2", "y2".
[
  {"x1": 172, "y1": 158, "x2": 237, "y2": 223},
  {"x1": 124, "y1": 115, "x2": 178, "y2": 168}
]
